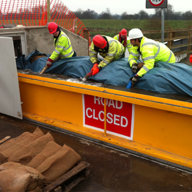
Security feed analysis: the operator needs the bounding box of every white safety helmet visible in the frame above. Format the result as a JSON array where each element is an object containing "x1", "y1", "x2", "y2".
[{"x1": 128, "y1": 28, "x2": 143, "y2": 40}]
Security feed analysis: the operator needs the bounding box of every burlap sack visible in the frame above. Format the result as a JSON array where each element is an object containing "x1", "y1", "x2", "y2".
[
  {"x1": 0, "y1": 162, "x2": 45, "y2": 192},
  {"x1": 37, "y1": 145, "x2": 81, "y2": 183},
  {"x1": 0, "y1": 153, "x2": 6, "y2": 164},
  {"x1": 0, "y1": 128, "x2": 44, "y2": 163},
  {"x1": 27, "y1": 141, "x2": 61, "y2": 169},
  {"x1": 27, "y1": 186, "x2": 42, "y2": 192},
  {"x1": 8, "y1": 132, "x2": 54, "y2": 164},
  {"x1": 0, "y1": 132, "x2": 32, "y2": 163},
  {"x1": 0, "y1": 132, "x2": 30, "y2": 152}
]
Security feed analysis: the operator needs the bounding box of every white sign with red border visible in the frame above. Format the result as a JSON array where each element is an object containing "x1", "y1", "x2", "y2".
[
  {"x1": 82, "y1": 94, "x2": 135, "y2": 140},
  {"x1": 149, "y1": 0, "x2": 164, "y2": 6}
]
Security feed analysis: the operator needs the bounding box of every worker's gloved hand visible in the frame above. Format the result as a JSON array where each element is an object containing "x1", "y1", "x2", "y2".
[
  {"x1": 131, "y1": 63, "x2": 138, "y2": 74},
  {"x1": 46, "y1": 58, "x2": 53, "y2": 68},
  {"x1": 131, "y1": 75, "x2": 140, "y2": 85},
  {"x1": 91, "y1": 63, "x2": 100, "y2": 76},
  {"x1": 189, "y1": 55, "x2": 192, "y2": 63}
]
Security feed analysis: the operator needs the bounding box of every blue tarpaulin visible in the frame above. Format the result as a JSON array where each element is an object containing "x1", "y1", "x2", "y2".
[{"x1": 16, "y1": 50, "x2": 192, "y2": 96}]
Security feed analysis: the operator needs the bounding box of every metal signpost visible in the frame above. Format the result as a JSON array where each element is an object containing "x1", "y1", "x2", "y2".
[{"x1": 146, "y1": 0, "x2": 168, "y2": 43}]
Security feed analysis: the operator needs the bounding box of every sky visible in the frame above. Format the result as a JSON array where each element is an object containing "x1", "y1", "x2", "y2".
[{"x1": 62, "y1": 0, "x2": 192, "y2": 15}]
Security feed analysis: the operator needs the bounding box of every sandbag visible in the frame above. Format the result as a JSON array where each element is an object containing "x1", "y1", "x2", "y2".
[
  {"x1": 37, "y1": 145, "x2": 81, "y2": 183},
  {"x1": 27, "y1": 141, "x2": 61, "y2": 169},
  {"x1": 0, "y1": 132, "x2": 30, "y2": 152},
  {"x1": 27, "y1": 186, "x2": 42, "y2": 192},
  {"x1": 0, "y1": 128, "x2": 44, "y2": 163},
  {"x1": 0, "y1": 153, "x2": 6, "y2": 164},
  {"x1": 8, "y1": 132, "x2": 54, "y2": 164},
  {"x1": 0, "y1": 162, "x2": 45, "y2": 192}
]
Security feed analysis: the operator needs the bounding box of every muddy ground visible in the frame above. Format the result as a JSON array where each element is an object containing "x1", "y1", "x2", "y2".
[{"x1": 1, "y1": 114, "x2": 192, "y2": 192}]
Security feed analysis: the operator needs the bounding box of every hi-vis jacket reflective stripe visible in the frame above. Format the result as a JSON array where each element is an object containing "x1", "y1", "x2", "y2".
[
  {"x1": 128, "y1": 36, "x2": 176, "y2": 77},
  {"x1": 113, "y1": 34, "x2": 132, "y2": 53},
  {"x1": 89, "y1": 36, "x2": 124, "y2": 68},
  {"x1": 50, "y1": 31, "x2": 74, "y2": 60}
]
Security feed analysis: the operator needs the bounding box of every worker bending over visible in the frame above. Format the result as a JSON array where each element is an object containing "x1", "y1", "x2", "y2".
[
  {"x1": 45, "y1": 22, "x2": 76, "y2": 68},
  {"x1": 89, "y1": 35, "x2": 124, "y2": 76},
  {"x1": 128, "y1": 28, "x2": 176, "y2": 85},
  {"x1": 114, "y1": 28, "x2": 133, "y2": 56}
]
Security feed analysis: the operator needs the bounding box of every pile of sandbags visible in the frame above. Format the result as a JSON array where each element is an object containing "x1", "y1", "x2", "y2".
[
  {"x1": 0, "y1": 128, "x2": 44, "y2": 164},
  {"x1": 0, "y1": 128, "x2": 82, "y2": 191},
  {"x1": 8, "y1": 132, "x2": 54, "y2": 164},
  {"x1": 27, "y1": 141, "x2": 62, "y2": 169},
  {"x1": 32, "y1": 144, "x2": 81, "y2": 183},
  {"x1": 0, "y1": 162, "x2": 45, "y2": 192}
]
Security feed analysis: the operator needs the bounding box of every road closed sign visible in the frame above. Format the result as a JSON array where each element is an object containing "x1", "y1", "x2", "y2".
[
  {"x1": 146, "y1": 0, "x2": 167, "y2": 8},
  {"x1": 83, "y1": 94, "x2": 135, "y2": 140}
]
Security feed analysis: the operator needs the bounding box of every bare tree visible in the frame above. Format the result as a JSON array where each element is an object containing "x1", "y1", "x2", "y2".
[
  {"x1": 74, "y1": 9, "x2": 83, "y2": 18},
  {"x1": 99, "y1": 8, "x2": 112, "y2": 19},
  {"x1": 164, "y1": 4, "x2": 175, "y2": 20},
  {"x1": 138, "y1": 10, "x2": 149, "y2": 20},
  {"x1": 182, "y1": 11, "x2": 192, "y2": 20}
]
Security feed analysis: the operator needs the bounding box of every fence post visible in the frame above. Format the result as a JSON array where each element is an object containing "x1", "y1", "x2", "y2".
[
  {"x1": 47, "y1": 0, "x2": 51, "y2": 23},
  {"x1": 167, "y1": 27, "x2": 173, "y2": 48},
  {"x1": 83, "y1": 28, "x2": 89, "y2": 56},
  {"x1": 187, "y1": 26, "x2": 192, "y2": 57},
  {"x1": 74, "y1": 19, "x2": 77, "y2": 34}
]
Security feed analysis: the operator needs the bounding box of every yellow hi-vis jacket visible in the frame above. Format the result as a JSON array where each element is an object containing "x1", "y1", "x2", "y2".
[
  {"x1": 113, "y1": 34, "x2": 132, "y2": 53},
  {"x1": 89, "y1": 36, "x2": 124, "y2": 68},
  {"x1": 128, "y1": 36, "x2": 176, "y2": 77},
  {"x1": 50, "y1": 31, "x2": 74, "y2": 61}
]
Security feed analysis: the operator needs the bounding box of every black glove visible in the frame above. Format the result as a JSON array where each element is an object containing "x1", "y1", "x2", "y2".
[
  {"x1": 131, "y1": 75, "x2": 140, "y2": 85},
  {"x1": 131, "y1": 63, "x2": 138, "y2": 74}
]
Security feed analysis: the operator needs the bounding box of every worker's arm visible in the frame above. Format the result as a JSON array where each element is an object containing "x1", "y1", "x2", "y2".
[
  {"x1": 115, "y1": 35, "x2": 127, "y2": 54},
  {"x1": 89, "y1": 42, "x2": 98, "y2": 64},
  {"x1": 137, "y1": 48, "x2": 155, "y2": 77},
  {"x1": 128, "y1": 47, "x2": 140, "y2": 67},
  {"x1": 98, "y1": 42, "x2": 117, "y2": 68},
  {"x1": 49, "y1": 36, "x2": 67, "y2": 61},
  {"x1": 113, "y1": 35, "x2": 118, "y2": 40},
  {"x1": 127, "y1": 39, "x2": 133, "y2": 54}
]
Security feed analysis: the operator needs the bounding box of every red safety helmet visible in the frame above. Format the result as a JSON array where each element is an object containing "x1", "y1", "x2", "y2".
[
  {"x1": 48, "y1": 22, "x2": 58, "y2": 34},
  {"x1": 93, "y1": 35, "x2": 107, "y2": 49},
  {"x1": 190, "y1": 55, "x2": 192, "y2": 63},
  {"x1": 121, "y1": 28, "x2": 127, "y2": 36}
]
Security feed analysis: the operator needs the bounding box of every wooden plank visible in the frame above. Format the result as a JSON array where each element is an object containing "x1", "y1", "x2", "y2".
[
  {"x1": 174, "y1": 50, "x2": 192, "y2": 56},
  {"x1": 54, "y1": 186, "x2": 62, "y2": 192},
  {"x1": 0, "y1": 136, "x2": 11, "y2": 145},
  {"x1": 83, "y1": 28, "x2": 89, "y2": 56},
  {"x1": 169, "y1": 43, "x2": 192, "y2": 50},
  {"x1": 65, "y1": 176, "x2": 84, "y2": 192},
  {"x1": 187, "y1": 28, "x2": 192, "y2": 57},
  {"x1": 167, "y1": 27, "x2": 173, "y2": 47},
  {"x1": 47, "y1": 0, "x2": 50, "y2": 23},
  {"x1": 155, "y1": 35, "x2": 191, "y2": 42},
  {"x1": 42, "y1": 161, "x2": 90, "y2": 192}
]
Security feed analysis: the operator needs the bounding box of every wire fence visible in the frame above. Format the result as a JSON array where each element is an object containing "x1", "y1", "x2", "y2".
[{"x1": 0, "y1": 0, "x2": 91, "y2": 44}]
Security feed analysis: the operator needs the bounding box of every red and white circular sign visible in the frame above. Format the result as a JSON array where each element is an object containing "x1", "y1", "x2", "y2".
[{"x1": 149, "y1": 0, "x2": 164, "y2": 6}]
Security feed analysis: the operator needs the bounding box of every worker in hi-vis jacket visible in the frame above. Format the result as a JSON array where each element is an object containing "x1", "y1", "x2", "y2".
[
  {"x1": 89, "y1": 35, "x2": 124, "y2": 76},
  {"x1": 113, "y1": 28, "x2": 133, "y2": 56},
  {"x1": 45, "y1": 22, "x2": 76, "y2": 68},
  {"x1": 128, "y1": 28, "x2": 176, "y2": 85}
]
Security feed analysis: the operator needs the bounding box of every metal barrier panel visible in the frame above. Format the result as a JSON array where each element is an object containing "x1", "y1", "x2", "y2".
[{"x1": 18, "y1": 73, "x2": 192, "y2": 171}]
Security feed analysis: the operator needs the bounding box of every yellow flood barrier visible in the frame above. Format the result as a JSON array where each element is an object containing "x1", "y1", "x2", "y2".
[{"x1": 18, "y1": 73, "x2": 192, "y2": 171}]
